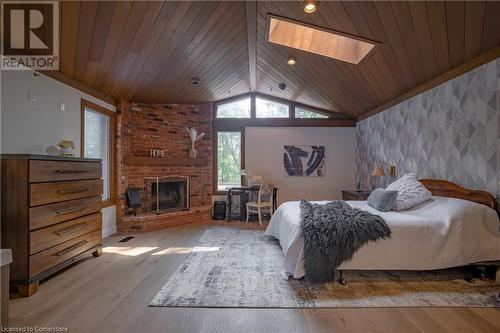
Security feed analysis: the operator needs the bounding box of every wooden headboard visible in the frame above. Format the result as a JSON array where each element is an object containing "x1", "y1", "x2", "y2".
[{"x1": 419, "y1": 179, "x2": 497, "y2": 211}]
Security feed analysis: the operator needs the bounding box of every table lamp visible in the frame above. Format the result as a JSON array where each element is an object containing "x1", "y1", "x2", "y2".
[
  {"x1": 240, "y1": 169, "x2": 248, "y2": 186},
  {"x1": 371, "y1": 161, "x2": 397, "y2": 177}
]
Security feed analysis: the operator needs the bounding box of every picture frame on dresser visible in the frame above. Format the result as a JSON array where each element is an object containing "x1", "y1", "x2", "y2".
[{"x1": 1, "y1": 154, "x2": 104, "y2": 296}]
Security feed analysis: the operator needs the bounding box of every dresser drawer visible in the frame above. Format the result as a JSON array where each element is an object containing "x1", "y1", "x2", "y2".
[
  {"x1": 30, "y1": 213, "x2": 102, "y2": 255},
  {"x1": 29, "y1": 160, "x2": 102, "y2": 183},
  {"x1": 29, "y1": 196, "x2": 102, "y2": 230},
  {"x1": 30, "y1": 180, "x2": 103, "y2": 206},
  {"x1": 29, "y1": 229, "x2": 101, "y2": 278}
]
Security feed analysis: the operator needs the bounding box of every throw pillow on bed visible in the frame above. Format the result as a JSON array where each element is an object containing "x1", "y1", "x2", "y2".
[
  {"x1": 367, "y1": 188, "x2": 398, "y2": 212},
  {"x1": 386, "y1": 173, "x2": 432, "y2": 211}
]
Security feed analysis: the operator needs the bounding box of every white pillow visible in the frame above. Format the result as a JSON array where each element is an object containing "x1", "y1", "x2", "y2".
[{"x1": 386, "y1": 173, "x2": 432, "y2": 211}]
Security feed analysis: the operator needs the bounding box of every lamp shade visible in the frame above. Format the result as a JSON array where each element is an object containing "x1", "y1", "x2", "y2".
[{"x1": 371, "y1": 166, "x2": 385, "y2": 177}]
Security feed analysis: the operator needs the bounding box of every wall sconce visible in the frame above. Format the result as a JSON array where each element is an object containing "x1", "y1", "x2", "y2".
[{"x1": 371, "y1": 161, "x2": 397, "y2": 177}]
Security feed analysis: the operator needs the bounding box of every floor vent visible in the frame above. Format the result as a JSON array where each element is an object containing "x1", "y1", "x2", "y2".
[{"x1": 118, "y1": 236, "x2": 135, "y2": 243}]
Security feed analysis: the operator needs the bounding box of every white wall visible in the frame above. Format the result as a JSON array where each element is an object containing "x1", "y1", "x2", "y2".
[
  {"x1": 245, "y1": 127, "x2": 356, "y2": 205},
  {"x1": 1, "y1": 69, "x2": 117, "y2": 238}
]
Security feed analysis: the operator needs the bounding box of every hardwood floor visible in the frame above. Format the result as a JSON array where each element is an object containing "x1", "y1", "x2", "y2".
[{"x1": 8, "y1": 221, "x2": 500, "y2": 333}]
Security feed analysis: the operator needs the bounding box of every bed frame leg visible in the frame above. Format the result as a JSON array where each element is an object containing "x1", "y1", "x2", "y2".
[
  {"x1": 480, "y1": 265, "x2": 500, "y2": 283},
  {"x1": 338, "y1": 270, "x2": 347, "y2": 286}
]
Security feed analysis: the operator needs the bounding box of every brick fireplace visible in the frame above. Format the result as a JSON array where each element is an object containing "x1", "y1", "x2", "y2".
[
  {"x1": 116, "y1": 100, "x2": 212, "y2": 232},
  {"x1": 145, "y1": 176, "x2": 189, "y2": 213}
]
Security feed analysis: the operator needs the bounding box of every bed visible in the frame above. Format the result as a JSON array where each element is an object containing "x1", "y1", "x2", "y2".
[{"x1": 265, "y1": 179, "x2": 500, "y2": 280}]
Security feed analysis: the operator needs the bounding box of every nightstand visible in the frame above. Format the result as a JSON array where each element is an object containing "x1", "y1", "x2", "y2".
[{"x1": 342, "y1": 190, "x2": 372, "y2": 201}]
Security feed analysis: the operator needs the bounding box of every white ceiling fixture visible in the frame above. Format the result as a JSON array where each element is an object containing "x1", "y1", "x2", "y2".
[{"x1": 302, "y1": 0, "x2": 318, "y2": 14}]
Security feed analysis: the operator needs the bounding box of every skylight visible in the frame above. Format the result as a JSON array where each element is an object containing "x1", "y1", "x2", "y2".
[{"x1": 268, "y1": 15, "x2": 378, "y2": 65}]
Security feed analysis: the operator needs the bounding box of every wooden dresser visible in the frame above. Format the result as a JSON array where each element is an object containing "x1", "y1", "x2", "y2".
[{"x1": 1, "y1": 154, "x2": 103, "y2": 296}]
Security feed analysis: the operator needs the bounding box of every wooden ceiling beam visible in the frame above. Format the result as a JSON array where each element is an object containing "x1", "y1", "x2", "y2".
[{"x1": 246, "y1": 1, "x2": 257, "y2": 91}]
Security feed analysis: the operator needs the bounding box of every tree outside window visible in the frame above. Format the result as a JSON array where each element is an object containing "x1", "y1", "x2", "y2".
[{"x1": 217, "y1": 132, "x2": 241, "y2": 191}]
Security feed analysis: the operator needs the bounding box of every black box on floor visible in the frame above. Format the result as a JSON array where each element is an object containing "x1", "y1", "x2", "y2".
[{"x1": 213, "y1": 201, "x2": 226, "y2": 220}]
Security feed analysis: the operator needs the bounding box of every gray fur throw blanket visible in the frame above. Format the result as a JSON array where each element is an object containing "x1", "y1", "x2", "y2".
[{"x1": 300, "y1": 200, "x2": 391, "y2": 283}]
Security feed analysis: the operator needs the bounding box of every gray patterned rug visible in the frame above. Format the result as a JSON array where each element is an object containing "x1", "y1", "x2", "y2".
[{"x1": 150, "y1": 229, "x2": 500, "y2": 308}]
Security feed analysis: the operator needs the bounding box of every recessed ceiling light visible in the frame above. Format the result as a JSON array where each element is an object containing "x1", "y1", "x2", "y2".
[
  {"x1": 303, "y1": 0, "x2": 318, "y2": 13},
  {"x1": 287, "y1": 57, "x2": 296, "y2": 65},
  {"x1": 190, "y1": 77, "x2": 200, "y2": 85},
  {"x1": 268, "y1": 15, "x2": 380, "y2": 64}
]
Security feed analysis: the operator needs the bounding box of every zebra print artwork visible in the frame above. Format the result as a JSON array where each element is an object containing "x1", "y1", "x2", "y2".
[{"x1": 283, "y1": 145, "x2": 326, "y2": 177}]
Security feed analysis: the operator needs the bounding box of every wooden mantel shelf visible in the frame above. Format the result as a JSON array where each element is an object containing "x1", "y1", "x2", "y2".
[{"x1": 124, "y1": 156, "x2": 208, "y2": 167}]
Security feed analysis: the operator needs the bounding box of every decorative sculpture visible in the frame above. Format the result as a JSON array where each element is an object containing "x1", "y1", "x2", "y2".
[{"x1": 186, "y1": 127, "x2": 205, "y2": 159}]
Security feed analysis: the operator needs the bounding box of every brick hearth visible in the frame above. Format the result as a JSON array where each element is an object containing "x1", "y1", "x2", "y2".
[
  {"x1": 116, "y1": 100, "x2": 212, "y2": 232},
  {"x1": 120, "y1": 206, "x2": 212, "y2": 232}
]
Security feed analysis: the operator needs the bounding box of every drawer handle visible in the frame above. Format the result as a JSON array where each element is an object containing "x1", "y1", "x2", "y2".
[
  {"x1": 54, "y1": 223, "x2": 88, "y2": 236},
  {"x1": 55, "y1": 206, "x2": 87, "y2": 215},
  {"x1": 54, "y1": 240, "x2": 88, "y2": 256},
  {"x1": 57, "y1": 188, "x2": 89, "y2": 194},
  {"x1": 56, "y1": 169, "x2": 89, "y2": 174}
]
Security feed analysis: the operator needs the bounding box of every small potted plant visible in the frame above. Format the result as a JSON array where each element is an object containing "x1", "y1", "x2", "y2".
[{"x1": 57, "y1": 140, "x2": 75, "y2": 157}]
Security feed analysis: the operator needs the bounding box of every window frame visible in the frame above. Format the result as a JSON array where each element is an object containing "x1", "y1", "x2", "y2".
[
  {"x1": 215, "y1": 95, "x2": 252, "y2": 119},
  {"x1": 212, "y1": 129, "x2": 245, "y2": 195},
  {"x1": 80, "y1": 99, "x2": 116, "y2": 208},
  {"x1": 294, "y1": 106, "x2": 330, "y2": 119},
  {"x1": 255, "y1": 96, "x2": 290, "y2": 119},
  {"x1": 211, "y1": 93, "x2": 354, "y2": 194},
  {"x1": 213, "y1": 92, "x2": 338, "y2": 122}
]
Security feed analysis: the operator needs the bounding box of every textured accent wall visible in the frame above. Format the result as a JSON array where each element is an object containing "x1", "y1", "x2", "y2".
[{"x1": 356, "y1": 58, "x2": 499, "y2": 203}]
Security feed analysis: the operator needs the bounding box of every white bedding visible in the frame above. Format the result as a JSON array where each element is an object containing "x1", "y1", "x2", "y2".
[{"x1": 264, "y1": 196, "x2": 500, "y2": 279}]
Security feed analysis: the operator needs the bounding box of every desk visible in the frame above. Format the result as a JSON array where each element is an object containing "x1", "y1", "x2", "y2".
[{"x1": 226, "y1": 186, "x2": 278, "y2": 222}]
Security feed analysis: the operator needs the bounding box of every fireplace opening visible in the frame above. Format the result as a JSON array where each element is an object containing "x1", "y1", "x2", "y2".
[{"x1": 146, "y1": 176, "x2": 189, "y2": 214}]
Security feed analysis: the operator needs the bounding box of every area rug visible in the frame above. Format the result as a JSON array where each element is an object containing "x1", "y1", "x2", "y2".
[{"x1": 150, "y1": 229, "x2": 500, "y2": 308}]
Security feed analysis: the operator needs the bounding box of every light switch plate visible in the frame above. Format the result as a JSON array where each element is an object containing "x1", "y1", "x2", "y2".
[{"x1": 27, "y1": 89, "x2": 36, "y2": 102}]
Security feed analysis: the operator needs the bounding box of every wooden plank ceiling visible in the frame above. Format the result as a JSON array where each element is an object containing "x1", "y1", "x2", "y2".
[{"x1": 60, "y1": 1, "x2": 500, "y2": 118}]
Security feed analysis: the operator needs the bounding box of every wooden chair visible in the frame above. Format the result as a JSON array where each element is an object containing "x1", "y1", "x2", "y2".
[{"x1": 246, "y1": 184, "x2": 274, "y2": 226}]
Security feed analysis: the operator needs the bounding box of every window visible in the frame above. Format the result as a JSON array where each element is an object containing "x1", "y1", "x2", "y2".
[
  {"x1": 216, "y1": 131, "x2": 242, "y2": 191},
  {"x1": 81, "y1": 100, "x2": 115, "y2": 206},
  {"x1": 255, "y1": 97, "x2": 289, "y2": 118},
  {"x1": 295, "y1": 107, "x2": 329, "y2": 119},
  {"x1": 216, "y1": 97, "x2": 251, "y2": 118},
  {"x1": 212, "y1": 93, "x2": 334, "y2": 194}
]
